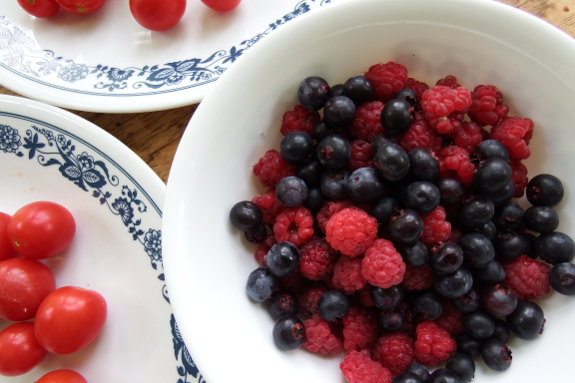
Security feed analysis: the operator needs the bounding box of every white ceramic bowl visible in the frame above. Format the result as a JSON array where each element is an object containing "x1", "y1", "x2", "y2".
[{"x1": 163, "y1": 1, "x2": 575, "y2": 383}]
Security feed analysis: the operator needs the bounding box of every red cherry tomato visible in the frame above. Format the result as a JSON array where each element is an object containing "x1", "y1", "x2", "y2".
[
  {"x1": 201, "y1": 0, "x2": 241, "y2": 12},
  {"x1": 35, "y1": 286, "x2": 107, "y2": 354},
  {"x1": 55, "y1": 0, "x2": 106, "y2": 14},
  {"x1": 0, "y1": 322, "x2": 47, "y2": 377},
  {"x1": 36, "y1": 369, "x2": 88, "y2": 383},
  {"x1": 129, "y1": 0, "x2": 187, "y2": 31},
  {"x1": 17, "y1": 0, "x2": 61, "y2": 18},
  {"x1": 0, "y1": 213, "x2": 16, "y2": 261},
  {"x1": 0, "y1": 257, "x2": 56, "y2": 321},
  {"x1": 8, "y1": 201, "x2": 76, "y2": 260}
]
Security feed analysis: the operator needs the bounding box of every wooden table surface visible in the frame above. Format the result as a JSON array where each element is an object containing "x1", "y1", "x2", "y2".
[{"x1": 1, "y1": 0, "x2": 574, "y2": 184}]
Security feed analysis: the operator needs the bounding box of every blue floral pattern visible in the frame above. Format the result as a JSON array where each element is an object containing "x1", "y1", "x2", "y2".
[{"x1": 0, "y1": 0, "x2": 332, "y2": 97}]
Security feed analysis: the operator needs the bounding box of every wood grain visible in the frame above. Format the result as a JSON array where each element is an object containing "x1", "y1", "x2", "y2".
[{"x1": 1, "y1": 0, "x2": 573, "y2": 183}]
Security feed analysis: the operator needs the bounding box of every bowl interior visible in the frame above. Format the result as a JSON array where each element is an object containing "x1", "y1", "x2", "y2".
[{"x1": 163, "y1": 1, "x2": 575, "y2": 382}]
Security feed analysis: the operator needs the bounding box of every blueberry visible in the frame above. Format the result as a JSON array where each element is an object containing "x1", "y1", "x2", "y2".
[
  {"x1": 463, "y1": 310, "x2": 495, "y2": 339},
  {"x1": 483, "y1": 180, "x2": 515, "y2": 207},
  {"x1": 406, "y1": 362, "x2": 429, "y2": 381},
  {"x1": 408, "y1": 147, "x2": 439, "y2": 182},
  {"x1": 550, "y1": 262, "x2": 575, "y2": 295},
  {"x1": 429, "y1": 242, "x2": 464, "y2": 275},
  {"x1": 436, "y1": 178, "x2": 465, "y2": 206},
  {"x1": 458, "y1": 232, "x2": 495, "y2": 269},
  {"x1": 370, "y1": 197, "x2": 400, "y2": 226},
  {"x1": 457, "y1": 334, "x2": 484, "y2": 359},
  {"x1": 475, "y1": 220, "x2": 498, "y2": 243},
  {"x1": 473, "y1": 260, "x2": 505, "y2": 285},
  {"x1": 472, "y1": 158, "x2": 512, "y2": 194},
  {"x1": 346, "y1": 167, "x2": 385, "y2": 205},
  {"x1": 396, "y1": 241, "x2": 429, "y2": 268},
  {"x1": 246, "y1": 267, "x2": 279, "y2": 302},
  {"x1": 494, "y1": 230, "x2": 527, "y2": 259},
  {"x1": 411, "y1": 291, "x2": 442, "y2": 321},
  {"x1": 481, "y1": 283, "x2": 518, "y2": 317},
  {"x1": 395, "y1": 88, "x2": 418, "y2": 107},
  {"x1": 273, "y1": 314, "x2": 305, "y2": 350},
  {"x1": 378, "y1": 309, "x2": 404, "y2": 332},
  {"x1": 387, "y1": 209, "x2": 424, "y2": 245},
  {"x1": 491, "y1": 201, "x2": 524, "y2": 232},
  {"x1": 320, "y1": 169, "x2": 350, "y2": 200},
  {"x1": 269, "y1": 291, "x2": 299, "y2": 320},
  {"x1": 491, "y1": 318, "x2": 510, "y2": 343},
  {"x1": 526, "y1": 173, "x2": 564, "y2": 207},
  {"x1": 380, "y1": 99, "x2": 415, "y2": 136},
  {"x1": 506, "y1": 300, "x2": 545, "y2": 340},
  {"x1": 458, "y1": 196, "x2": 494, "y2": 228},
  {"x1": 404, "y1": 181, "x2": 441, "y2": 215},
  {"x1": 304, "y1": 186, "x2": 325, "y2": 214},
  {"x1": 523, "y1": 205, "x2": 559, "y2": 234},
  {"x1": 451, "y1": 288, "x2": 481, "y2": 313},
  {"x1": 318, "y1": 290, "x2": 350, "y2": 322},
  {"x1": 276, "y1": 176, "x2": 308, "y2": 207},
  {"x1": 428, "y1": 368, "x2": 462, "y2": 383},
  {"x1": 343, "y1": 75, "x2": 374, "y2": 104},
  {"x1": 371, "y1": 133, "x2": 396, "y2": 154},
  {"x1": 323, "y1": 96, "x2": 356, "y2": 127},
  {"x1": 434, "y1": 267, "x2": 473, "y2": 299},
  {"x1": 312, "y1": 120, "x2": 334, "y2": 142},
  {"x1": 230, "y1": 200, "x2": 263, "y2": 232},
  {"x1": 371, "y1": 285, "x2": 404, "y2": 311},
  {"x1": 475, "y1": 139, "x2": 509, "y2": 161},
  {"x1": 244, "y1": 224, "x2": 268, "y2": 244},
  {"x1": 280, "y1": 132, "x2": 314, "y2": 164},
  {"x1": 445, "y1": 353, "x2": 475, "y2": 382},
  {"x1": 298, "y1": 76, "x2": 331, "y2": 111},
  {"x1": 522, "y1": 232, "x2": 537, "y2": 258},
  {"x1": 297, "y1": 160, "x2": 324, "y2": 187},
  {"x1": 392, "y1": 372, "x2": 425, "y2": 383},
  {"x1": 533, "y1": 231, "x2": 575, "y2": 264},
  {"x1": 330, "y1": 84, "x2": 345, "y2": 98},
  {"x1": 317, "y1": 134, "x2": 351, "y2": 169},
  {"x1": 481, "y1": 339, "x2": 512, "y2": 371},
  {"x1": 266, "y1": 241, "x2": 300, "y2": 277},
  {"x1": 374, "y1": 143, "x2": 410, "y2": 181}
]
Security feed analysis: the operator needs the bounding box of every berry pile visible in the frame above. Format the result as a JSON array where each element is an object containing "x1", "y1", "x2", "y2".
[{"x1": 229, "y1": 61, "x2": 575, "y2": 383}]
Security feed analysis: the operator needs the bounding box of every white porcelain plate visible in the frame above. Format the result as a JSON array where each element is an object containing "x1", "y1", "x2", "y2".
[
  {"x1": 0, "y1": 0, "x2": 345, "y2": 113},
  {"x1": 0, "y1": 95, "x2": 202, "y2": 383}
]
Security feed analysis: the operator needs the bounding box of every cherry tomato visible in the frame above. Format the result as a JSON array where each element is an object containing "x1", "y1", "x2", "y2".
[
  {"x1": 0, "y1": 257, "x2": 56, "y2": 321},
  {"x1": 0, "y1": 213, "x2": 16, "y2": 261},
  {"x1": 129, "y1": 0, "x2": 187, "y2": 31},
  {"x1": 36, "y1": 369, "x2": 88, "y2": 383},
  {"x1": 0, "y1": 322, "x2": 47, "y2": 377},
  {"x1": 8, "y1": 201, "x2": 76, "y2": 260},
  {"x1": 17, "y1": 0, "x2": 61, "y2": 18},
  {"x1": 201, "y1": 0, "x2": 241, "y2": 12},
  {"x1": 35, "y1": 286, "x2": 107, "y2": 354},
  {"x1": 55, "y1": 0, "x2": 106, "y2": 14}
]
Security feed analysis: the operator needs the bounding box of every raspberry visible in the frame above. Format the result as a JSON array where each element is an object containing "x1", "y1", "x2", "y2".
[
  {"x1": 279, "y1": 271, "x2": 305, "y2": 292},
  {"x1": 364, "y1": 62, "x2": 408, "y2": 100},
  {"x1": 435, "y1": 300, "x2": 464, "y2": 336},
  {"x1": 399, "y1": 112, "x2": 443, "y2": 153},
  {"x1": 316, "y1": 199, "x2": 354, "y2": 233},
  {"x1": 361, "y1": 239, "x2": 406, "y2": 288},
  {"x1": 372, "y1": 332, "x2": 415, "y2": 377},
  {"x1": 502, "y1": 255, "x2": 551, "y2": 300},
  {"x1": 280, "y1": 104, "x2": 320, "y2": 136},
  {"x1": 357, "y1": 286, "x2": 375, "y2": 307},
  {"x1": 298, "y1": 283, "x2": 329, "y2": 317},
  {"x1": 332, "y1": 255, "x2": 367, "y2": 294},
  {"x1": 325, "y1": 207, "x2": 378, "y2": 257},
  {"x1": 404, "y1": 78, "x2": 430, "y2": 101},
  {"x1": 273, "y1": 206, "x2": 314, "y2": 247},
  {"x1": 420, "y1": 206, "x2": 451, "y2": 248},
  {"x1": 467, "y1": 85, "x2": 510, "y2": 126},
  {"x1": 299, "y1": 237, "x2": 338, "y2": 281},
  {"x1": 341, "y1": 306, "x2": 378, "y2": 351},
  {"x1": 489, "y1": 117, "x2": 534, "y2": 160},
  {"x1": 420, "y1": 86, "x2": 472, "y2": 118},
  {"x1": 303, "y1": 313, "x2": 343, "y2": 355},
  {"x1": 510, "y1": 161, "x2": 529, "y2": 198},
  {"x1": 401, "y1": 265, "x2": 434, "y2": 291},
  {"x1": 438, "y1": 145, "x2": 475, "y2": 185},
  {"x1": 413, "y1": 321, "x2": 457, "y2": 366},
  {"x1": 253, "y1": 149, "x2": 296, "y2": 188},
  {"x1": 351, "y1": 101, "x2": 385, "y2": 141},
  {"x1": 348, "y1": 140, "x2": 375, "y2": 172},
  {"x1": 452, "y1": 121, "x2": 486, "y2": 154},
  {"x1": 424, "y1": 111, "x2": 463, "y2": 135},
  {"x1": 340, "y1": 350, "x2": 392, "y2": 383},
  {"x1": 251, "y1": 188, "x2": 284, "y2": 225},
  {"x1": 435, "y1": 75, "x2": 461, "y2": 89},
  {"x1": 254, "y1": 235, "x2": 276, "y2": 266}
]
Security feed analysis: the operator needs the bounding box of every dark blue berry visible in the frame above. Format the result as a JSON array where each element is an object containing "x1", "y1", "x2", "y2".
[
  {"x1": 269, "y1": 291, "x2": 299, "y2": 320},
  {"x1": 463, "y1": 310, "x2": 495, "y2": 339},
  {"x1": 230, "y1": 200, "x2": 263, "y2": 232},
  {"x1": 395, "y1": 88, "x2": 417, "y2": 106},
  {"x1": 387, "y1": 209, "x2": 424, "y2": 245},
  {"x1": 317, "y1": 134, "x2": 351, "y2": 169},
  {"x1": 380, "y1": 99, "x2": 415, "y2": 136},
  {"x1": 459, "y1": 232, "x2": 494, "y2": 269},
  {"x1": 297, "y1": 160, "x2": 324, "y2": 187},
  {"x1": 320, "y1": 169, "x2": 350, "y2": 200},
  {"x1": 266, "y1": 241, "x2": 300, "y2": 277},
  {"x1": 434, "y1": 267, "x2": 473, "y2": 299},
  {"x1": 523, "y1": 205, "x2": 559, "y2": 234},
  {"x1": 436, "y1": 178, "x2": 465, "y2": 206},
  {"x1": 304, "y1": 186, "x2": 325, "y2": 214},
  {"x1": 408, "y1": 147, "x2": 439, "y2": 182},
  {"x1": 246, "y1": 267, "x2": 279, "y2": 302},
  {"x1": 429, "y1": 242, "x2": 464, "y2": 275},
  {"x1": 533, "y1": 231, "x2": 575, "y2": 264},
  {"x1": 298, "y1": 76, "x2": 331, "y2": 111},
  {"x1": 280, "y1": 132, "x2": 314, "y2": 165},
  {"x1": 475, "y1": 220, "x2": 498, "y2": 243},
  {"x1": 522, "y1": 232, "x2": 537, "y2": 258},
  {"x1": 378, "y1": 309, "x2": 404, "y2": 332},
  {"x1": 346, "y1": 167, "x2": 385, "y2": 205},
  {"x1": 370, "y1": 197, "x2": 400, "y2": 226},
  {"x1": 506, "y1": 300, "x2": 545, "y2": 340},
  {"x1": 451, "y1": 288, "x2": 481, "y2": 313},
  {"x1": 491, "y1": 201, "x2": 524, "y2": 232},
  {"x1": 312, "y1": 120, "x2": 334, "y2": 142},
  {"x1": 244, "y1": 224, "x2": 268, "y2": 244},
  {"x1": 276, "y1": 176, "x2": 308, "y2": 207},
  {"x1": 411, "y1": 291, "x2": 442, "y2": 321},
  {"x1": 428, "y1": 368, "x2": 462, "y2": 383},
  {"x1": 457, "y1": 334, "x2": 484, "y2": 359},
  {"x1": 396, "y1": 241, "x2": 429, "y2": 268},
  {"x1": 371, "y1": 285, "x2": 404, "y2": 311},
  {"x1": 330, "y1": 84, "x2": 345, "y2": 98},
  {"x1": 446, "y1": 353, "x2": 475, "y2": 383},
  {"x1": 374, "y1": 143, "x2": 410, "y2": 181},
  {"x1": 404, "y1": 181, "x2": 440, "y2": 215},
  {"x1": 481, "y1": 283, "x2": 517, "y2": 317},
  {"x1": 273, "y1": 314, "x2": 305, "y2": 350},
  {"x1": 491, "y1": 318, "x2": 510, "y2": 343},
  {"x1": 318, "y1": 290, "x2": 350, "y2": 322},
  {"x1": 371, "y1": 133, "x2": 396, "y2": 154},
  {"x1": 392, "y1": 372, "x2": 425, "y2": 383},
  {"x1": 473, "y1": 260, "x2": 505, "y2": 285},
  {"x1": 472, "y1": 158, "x2": 512, "y2": 194},
  {"x1": 458, "y1": 196, "x2": 494, "y2": 228},
  {"x1": 343, "y1": 75, "x2": 374, "y2": 104},
  {"x1": 406, "y1": 362, "x2": 429, "y2": 381},
  {"x1": 323, "y1": 96, "x2": 356, "y2": 127},
  {"x1": 526, "y1": 173, "x2": 564, "y2": 207},
  {"x1": 475, "y1": 139, "x2": 509, "y2": 161},
  {"x1": 494, "y1": 230, "x2": 527, "y2": 259},
  {"x1": 484, "y1": 180, "x2": 515, "y2": 207},
  {"x1": 549, "y1": 262, "x2": 575, "y2": 295}
]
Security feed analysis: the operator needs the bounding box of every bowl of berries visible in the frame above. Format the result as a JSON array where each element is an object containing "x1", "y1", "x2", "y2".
[{"x1": 162, "y1": 0, "x2": 575, "y2": 383}]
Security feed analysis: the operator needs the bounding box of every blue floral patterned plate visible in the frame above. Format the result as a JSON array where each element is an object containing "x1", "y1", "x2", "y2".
[
  {"x1": 0, "y1": 0, "x2": 346, "y2": 113},
  {"x1": 0, "y1": 94, "x2": 202, "y2": 383}
]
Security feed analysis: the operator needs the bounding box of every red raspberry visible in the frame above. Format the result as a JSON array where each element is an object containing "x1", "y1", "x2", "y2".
[
  {"x1": 254, "y1": 235, "x2": 276, "y2": 266},
  {"x1": 316, "y1": 199, "x2": 354, "y2": 233},
  {"x1": 280, "y1": 104, "x2": 320, "y2": 136},
  {"x1": 340, "y1": 350, "x2": 392, "y2": 383},
  {"x1": 424, "y1": 111, "x2": 463, "y2": 135},
  {"x1": 298, "y1": 283, "x2": 329, "y2": 317},
  {"x1": 401, "y1": 265, "x2": 434, "y2": 291},
  {"x1": 453, "y1": 121, "x2": 486, "y2": 154},
  {"x1": 342, "y1": 306, "x2": 378, "y2": 351},
  {"x1": 332, "y1": 255, "x2": 367, "y2": 294},
  {"x1": 273, "y1": 206, "x2": 314, "y2": 247},
  {"x1": 413, "y1": 321, "x2": 457, "y2": 366},
  {"x1": 372, "y1": 332, "x2": 415, "y2": 377},
  {"x1": 299, "y1": 237, "x2": 338, "y2": 281},
  {"x1": 438, "y1": 145, "x2": 475, "y2": 185},
  {"x1": 303, "y1": 313, "x2": 343, "y2": 355},
  {"x1": 510, "y1": 161, "x2": 529, "y2": 198},
  {"x1": 325, "y1": 207, "x2": 378, "y2": 257},
  {"x1": 357, "y1": 286, "x2": 375, "y2": 308},
  {"x1": 279, "y1": 270, "x2": 305, "y2": 292},
  {"x1": 435, "y1": 300, "x2": 464, "y2": 336},
  {"x1": 351, "y1": 101, "x2": 385, "y2": 141},
  {"x1": 404, "y1": 78, "x2": 430, "y2": 101},
  {"x1": 420, "y1": 206, "x2": 451, "y2": 248},
  {"x1": 362, "y1": 239, "x2": 406, "y2": 288},
  {"x1": 489, "y1": 117, "x2": 534, "y2": 160},
  {"x1": 364, "y1": 62, "x2": 408, "y2": 100},
  {"x1": 251, "y1": 188, "x2": 284, "y2": 225},
  {"x1": 348, "y1": 139, "x2": 375, "y2": 172},
  {"x1": 467, "y1": 85, "x2": 510, "y2": 126},
  {"x1": 421, "y1": 86, "x2": 472, "y2": 118},
  {"x1": 253, "y1": 149, "x2": 296, "y2": 188},
  {"x1": 435, "y1": 75, "x2": 461, "y2": 89},
  {"x1": 502, "y1": 255, "x2": 551, "y2": 300},
  {"x1": 399, "y1": 112, "x2": 443, "y2": 153}
]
